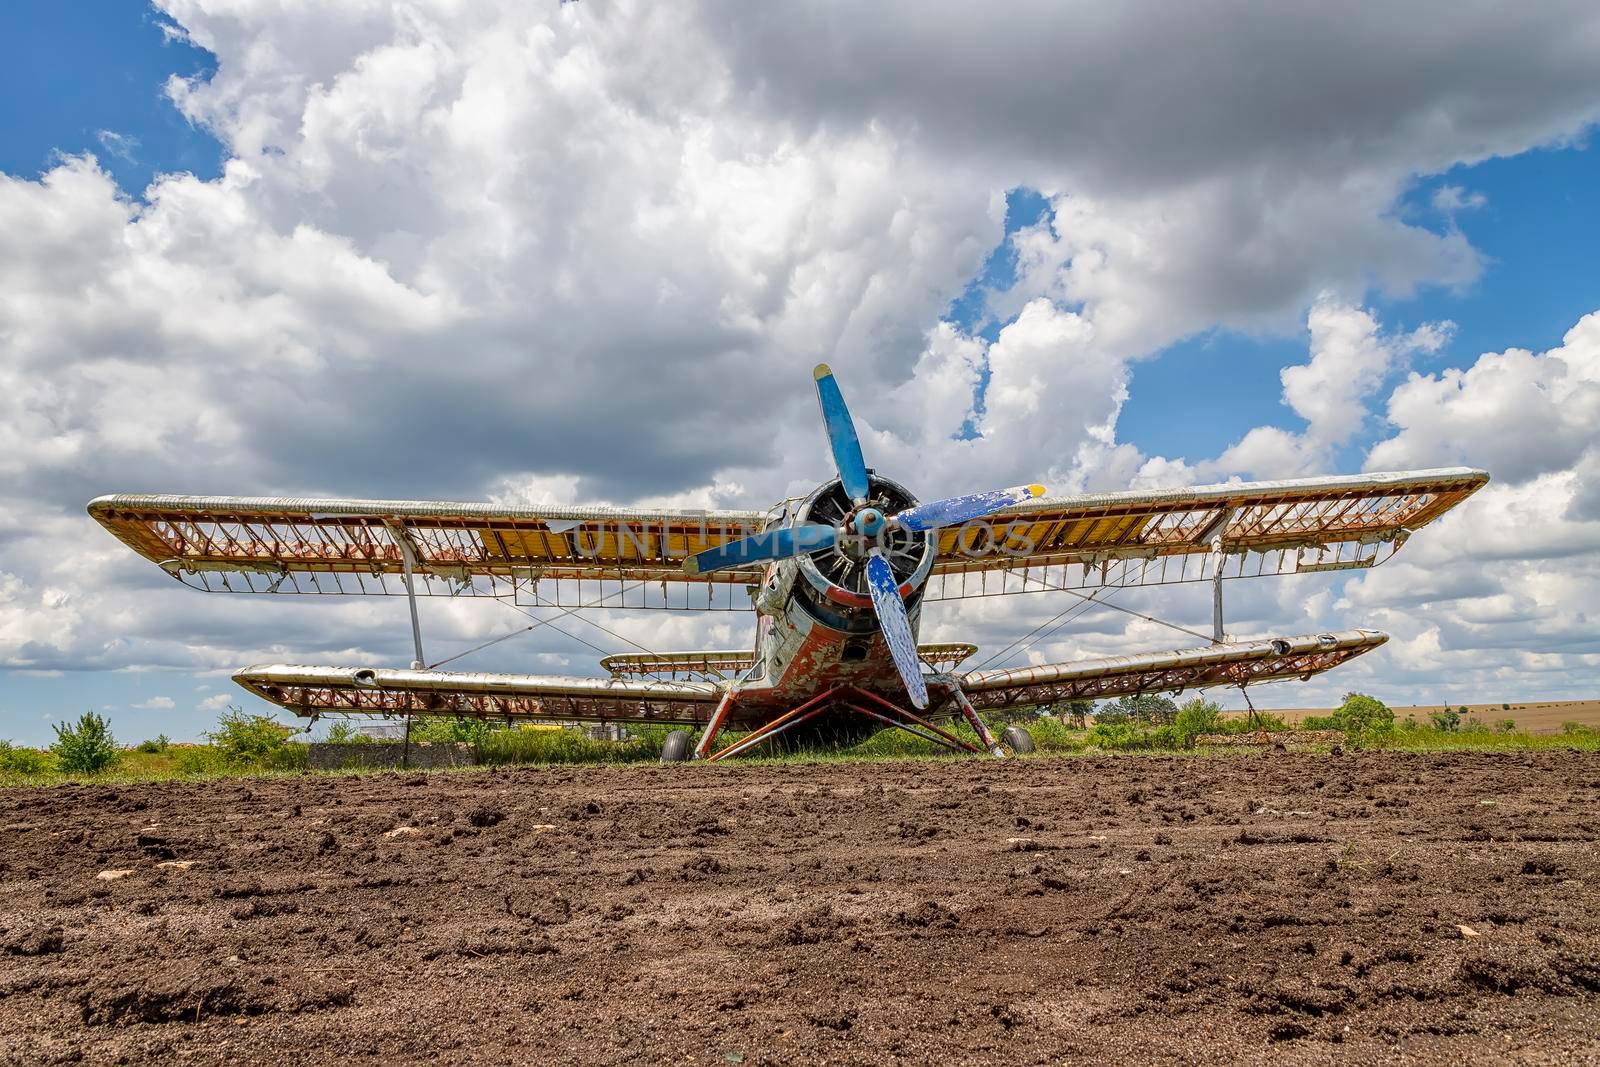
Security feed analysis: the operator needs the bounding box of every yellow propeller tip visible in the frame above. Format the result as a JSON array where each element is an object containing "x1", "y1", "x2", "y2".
[
  {"x1": 1028, "y1": 484, "x2": 1047, "y2": 497},
  {"x1": 813, "y1": 362, "x2": 832, "y2": 380}
]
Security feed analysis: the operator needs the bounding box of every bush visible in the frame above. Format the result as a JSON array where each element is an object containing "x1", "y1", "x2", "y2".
[
  {"x1": 50, "y1": 712, "x2": 119, "y2": 775},
  {"x1": 1173, "y1": 698, "x2": 1222, "y2": 747},
  {"x1": 1086, "y1": 721, "x2": 1179, "y2": 751},
  {"x1": 1430, "y1": 707, "x2": 1461, "y2": 733},
  {"x1": 173, "y1": 745, "x2": 228, "y2": 776},
  {"x1": 1020, "y1": 717, "x2": 1087, "y2": 752},
  {"x1": 135, "y1": 734, "x2": 171, "y2": 754},
  {"x1": 478, "y1": 725, "x2": 665, "y2": 765},
  {"x1": 0, "y1": 741, "x2": 54, "y2": 776},
  {"x1": 406, "y1": 717, "x2": 496, "y2": 744},
  {"x1": 207, "y1": 709, "x2": 302, "y2": 769},
  {"x1": 1497, "y1": 718, "x2": 1517, "y2": 733},
  {"x1": 1561, "y1": 721, "x2": 1596, "y2": 736},
  {"x1": 1331, "y1": 693, "x2": 1395, "y2": 746}
]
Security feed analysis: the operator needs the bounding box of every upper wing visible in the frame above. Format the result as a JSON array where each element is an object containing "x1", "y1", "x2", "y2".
[
  {"x1": 956, "y1": 629, "x2": 1387, "y2": 709},
  {"x1": 89, "y1": 494, "x2": 766, "y2": 608},
  {"x1": 923, "y1": 468, "x2": 1487, "y2": 601},
  {"x1": 233, "y1": 664, "x2": 724, "y2": 725}
]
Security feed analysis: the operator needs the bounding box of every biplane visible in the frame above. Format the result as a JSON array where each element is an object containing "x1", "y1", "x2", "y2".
[{"x1": 88, "y1": 365, "x2": 1487, "y2": 760}]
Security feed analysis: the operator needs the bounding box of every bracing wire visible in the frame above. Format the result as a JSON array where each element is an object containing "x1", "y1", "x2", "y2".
[
  {"x1": 971, "y1": 557, "x2": 1214, "y2": 673},
  {"x1": 426, "y1": 579, "x2": 654, "y2": 669}
]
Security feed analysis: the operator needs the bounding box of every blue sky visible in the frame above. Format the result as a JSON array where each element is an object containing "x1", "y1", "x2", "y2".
[
  {"x1": 950, "y1": 150, "x2": 1600, "y2": 465},
  {"x1": 2, "y1": 3, "x2": 1598, "y2": 746},
  {"x1": 0, "y1": 3, "x2": 220, "y2": 193}
]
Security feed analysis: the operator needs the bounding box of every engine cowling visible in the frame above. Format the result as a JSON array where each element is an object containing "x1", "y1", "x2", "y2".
[{"x1": 789, "y1": 475, "x2": 936, "y2": 634}]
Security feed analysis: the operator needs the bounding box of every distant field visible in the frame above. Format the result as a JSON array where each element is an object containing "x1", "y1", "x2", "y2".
[{"x1": 1236, "y1": 698, "x2": 1600, "y2": 734}]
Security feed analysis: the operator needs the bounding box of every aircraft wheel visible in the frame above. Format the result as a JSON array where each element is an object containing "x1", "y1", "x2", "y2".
[
  {"x1": 1001, "y1": 725, "x2": 1036, "y2": 755},
  {"x1": 660, "y1": 729, "x2": 692, "y2": 763}
]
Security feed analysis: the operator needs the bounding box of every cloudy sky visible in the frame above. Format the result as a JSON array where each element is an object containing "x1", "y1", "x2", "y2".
[{"x1": 2, "y1": 1, "x2": 1598, "y2": 745}]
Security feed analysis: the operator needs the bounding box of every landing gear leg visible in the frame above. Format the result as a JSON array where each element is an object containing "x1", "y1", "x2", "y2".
[
  {"x1": 692, "y1": 686, "x2": 739, "y2": 760},
  {"x1": 948, "y1": 684, "x2": 1006, "y2": 758}
]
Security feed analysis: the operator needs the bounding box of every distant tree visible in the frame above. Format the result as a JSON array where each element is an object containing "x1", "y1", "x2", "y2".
[
  {"x1": 50, "y1": 712, "x2": 119, "y2": 775},
  {"x1": 1099, "y1": 693, "x2": 1179, "y2": 727},
  {"x1": 135, "y1": 733, "x2": 171, "y2": 754},
  {"x1": 324, "y1": 721, "x2": 361, "y2": 744},
  {"x1": 1057, "y1": 700, "x2": 1096, "y2": 729},
  {"x1": 1430, "y1": 707, "x2": 1462, "y2": 733}
]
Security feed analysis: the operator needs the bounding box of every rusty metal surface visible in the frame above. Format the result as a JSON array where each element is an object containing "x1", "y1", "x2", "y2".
[
  {"x1": 923, "y1": 467, "x2": 1488, "y2": 601},
  {"x1": 87, "y1": 468, "x2": 1486, "y2": 606},
  {"x1": 87, "y1": 494, "x2": 766, "y2": 603},
  {"x1": 958, "y1": 630, "x2": 1388, "y2": 709},
  {"x1": 599, "y1": 642, "x2": 978, "y2": 680},
  {"x1": 231, "y1": 664, "x2": 723, "y2": 725}
]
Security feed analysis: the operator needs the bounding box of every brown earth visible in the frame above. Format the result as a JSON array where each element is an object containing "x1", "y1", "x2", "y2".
[
  {"x1": 1, "y1": 752, "x2": 1597, "y2": 1065},
  {"x1": 1237, "y1": 699, "x2": 1600, "y2": 733}
]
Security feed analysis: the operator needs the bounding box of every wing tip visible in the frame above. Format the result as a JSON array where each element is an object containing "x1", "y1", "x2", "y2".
[
  {"x1": 813, "y1": 362, "x2": 832, "y2": 380},
  {"x1": 681, "y1": 556, "x2": 702, "y2": 576},
  {"x1": 1027, "y1": 483, "x2": 1046, "y2": 498}
]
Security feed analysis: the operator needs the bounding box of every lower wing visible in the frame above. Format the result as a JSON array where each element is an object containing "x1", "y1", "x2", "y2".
[
  {"x1": 233, "y1": 665, "x2": 723, "y2": 725},
  {"x1": 954, "y1": 630, "x2": 1386, "y2": 709}
]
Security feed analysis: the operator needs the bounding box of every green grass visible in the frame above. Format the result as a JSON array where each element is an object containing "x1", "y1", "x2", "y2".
[{"x1": 3, "y1": 721, "x2": 1596, "y2": 787}]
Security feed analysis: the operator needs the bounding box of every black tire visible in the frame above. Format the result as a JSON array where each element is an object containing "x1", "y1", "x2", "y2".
[
  {"x1": 1001, "y1": 725, "x2": 1036, "y2": 755},
  {"x1": 660, "y1": 729, "x2": 692, "y2": 763}
]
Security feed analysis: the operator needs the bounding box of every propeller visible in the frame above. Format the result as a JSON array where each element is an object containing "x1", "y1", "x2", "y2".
[{"x1": 682, "y1": 362, "x2": 1046, "y2": 707}]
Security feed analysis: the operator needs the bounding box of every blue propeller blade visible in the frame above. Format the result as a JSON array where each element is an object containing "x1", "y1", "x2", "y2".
[
  {"x1": 813, "y1": 363, "x2": 871, "y2": 504},
  {"x1": 682, "y1": 523, "x2": 838, "y2": 575},
  {"x1": 864, "y1": 549, "x2": 928, "y2": 709},
  {"x1": 892, "y1": 483, "x2": 1046, "y2": 533}
]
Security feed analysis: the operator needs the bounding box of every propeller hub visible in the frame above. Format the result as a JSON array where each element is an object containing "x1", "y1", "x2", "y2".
[{"x1": 853, "y1": 507, "x2": 887, "y2": 538}]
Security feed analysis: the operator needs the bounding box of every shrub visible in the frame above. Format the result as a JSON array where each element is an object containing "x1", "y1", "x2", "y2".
[
  {"x1": 1430, "y1": 707, "x2": 1461, "y2": 733},
  {"x1": 478, "y1": 725, "x2": 665, "y2": 765},
  {"x1": 50, "y1": 712, "x2": 119, "y2": 775},
  {"x1": 207, "y1": 709, "x2": 300, "y2": 769},
  {"x1": 1086, "y1": 721, "x2": 1179, "y2": 751},
  {"x1": 173, "y1": 745, "x2": 228, "y2": 776},
  {"x1": 1497, "y1": 718, "x2": 1517, "y2": 733},
  {"x1": 135, "y1": 734, "x2": 171, "y2": 754},
  {"x1": 1330, "y1": 693, "x2": 1395, "y2": 746},
  {"x1": 1561, "y1": 721, "x2": 1596, "y2": 736},
  {"x1": 1020, "y1": 717, "x2": 1087, "y2": 752},
  {"x1": 0, "y1": 741, "x2": 54, "y2": 776},
  {"x1": 1173, "y1": 698, "x2": 1222, "y2": 747},
  {"x1": 406, "y1": 717, "x2": 496, "y2": 744}
]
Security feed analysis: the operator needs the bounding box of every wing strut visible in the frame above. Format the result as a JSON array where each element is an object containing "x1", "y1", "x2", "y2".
[{"x1": 391, "y1": 524, "x2": 427, "y2": 668}]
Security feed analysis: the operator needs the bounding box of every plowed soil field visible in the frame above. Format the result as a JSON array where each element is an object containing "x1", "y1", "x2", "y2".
[{"x1": 2, "y1": 752, "x2": 1597, "y2": 1065}]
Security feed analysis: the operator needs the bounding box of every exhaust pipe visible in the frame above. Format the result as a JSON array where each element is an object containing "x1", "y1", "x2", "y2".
[{"x1": 352, "y1": 668, "x2": 379, "y2": 688}]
